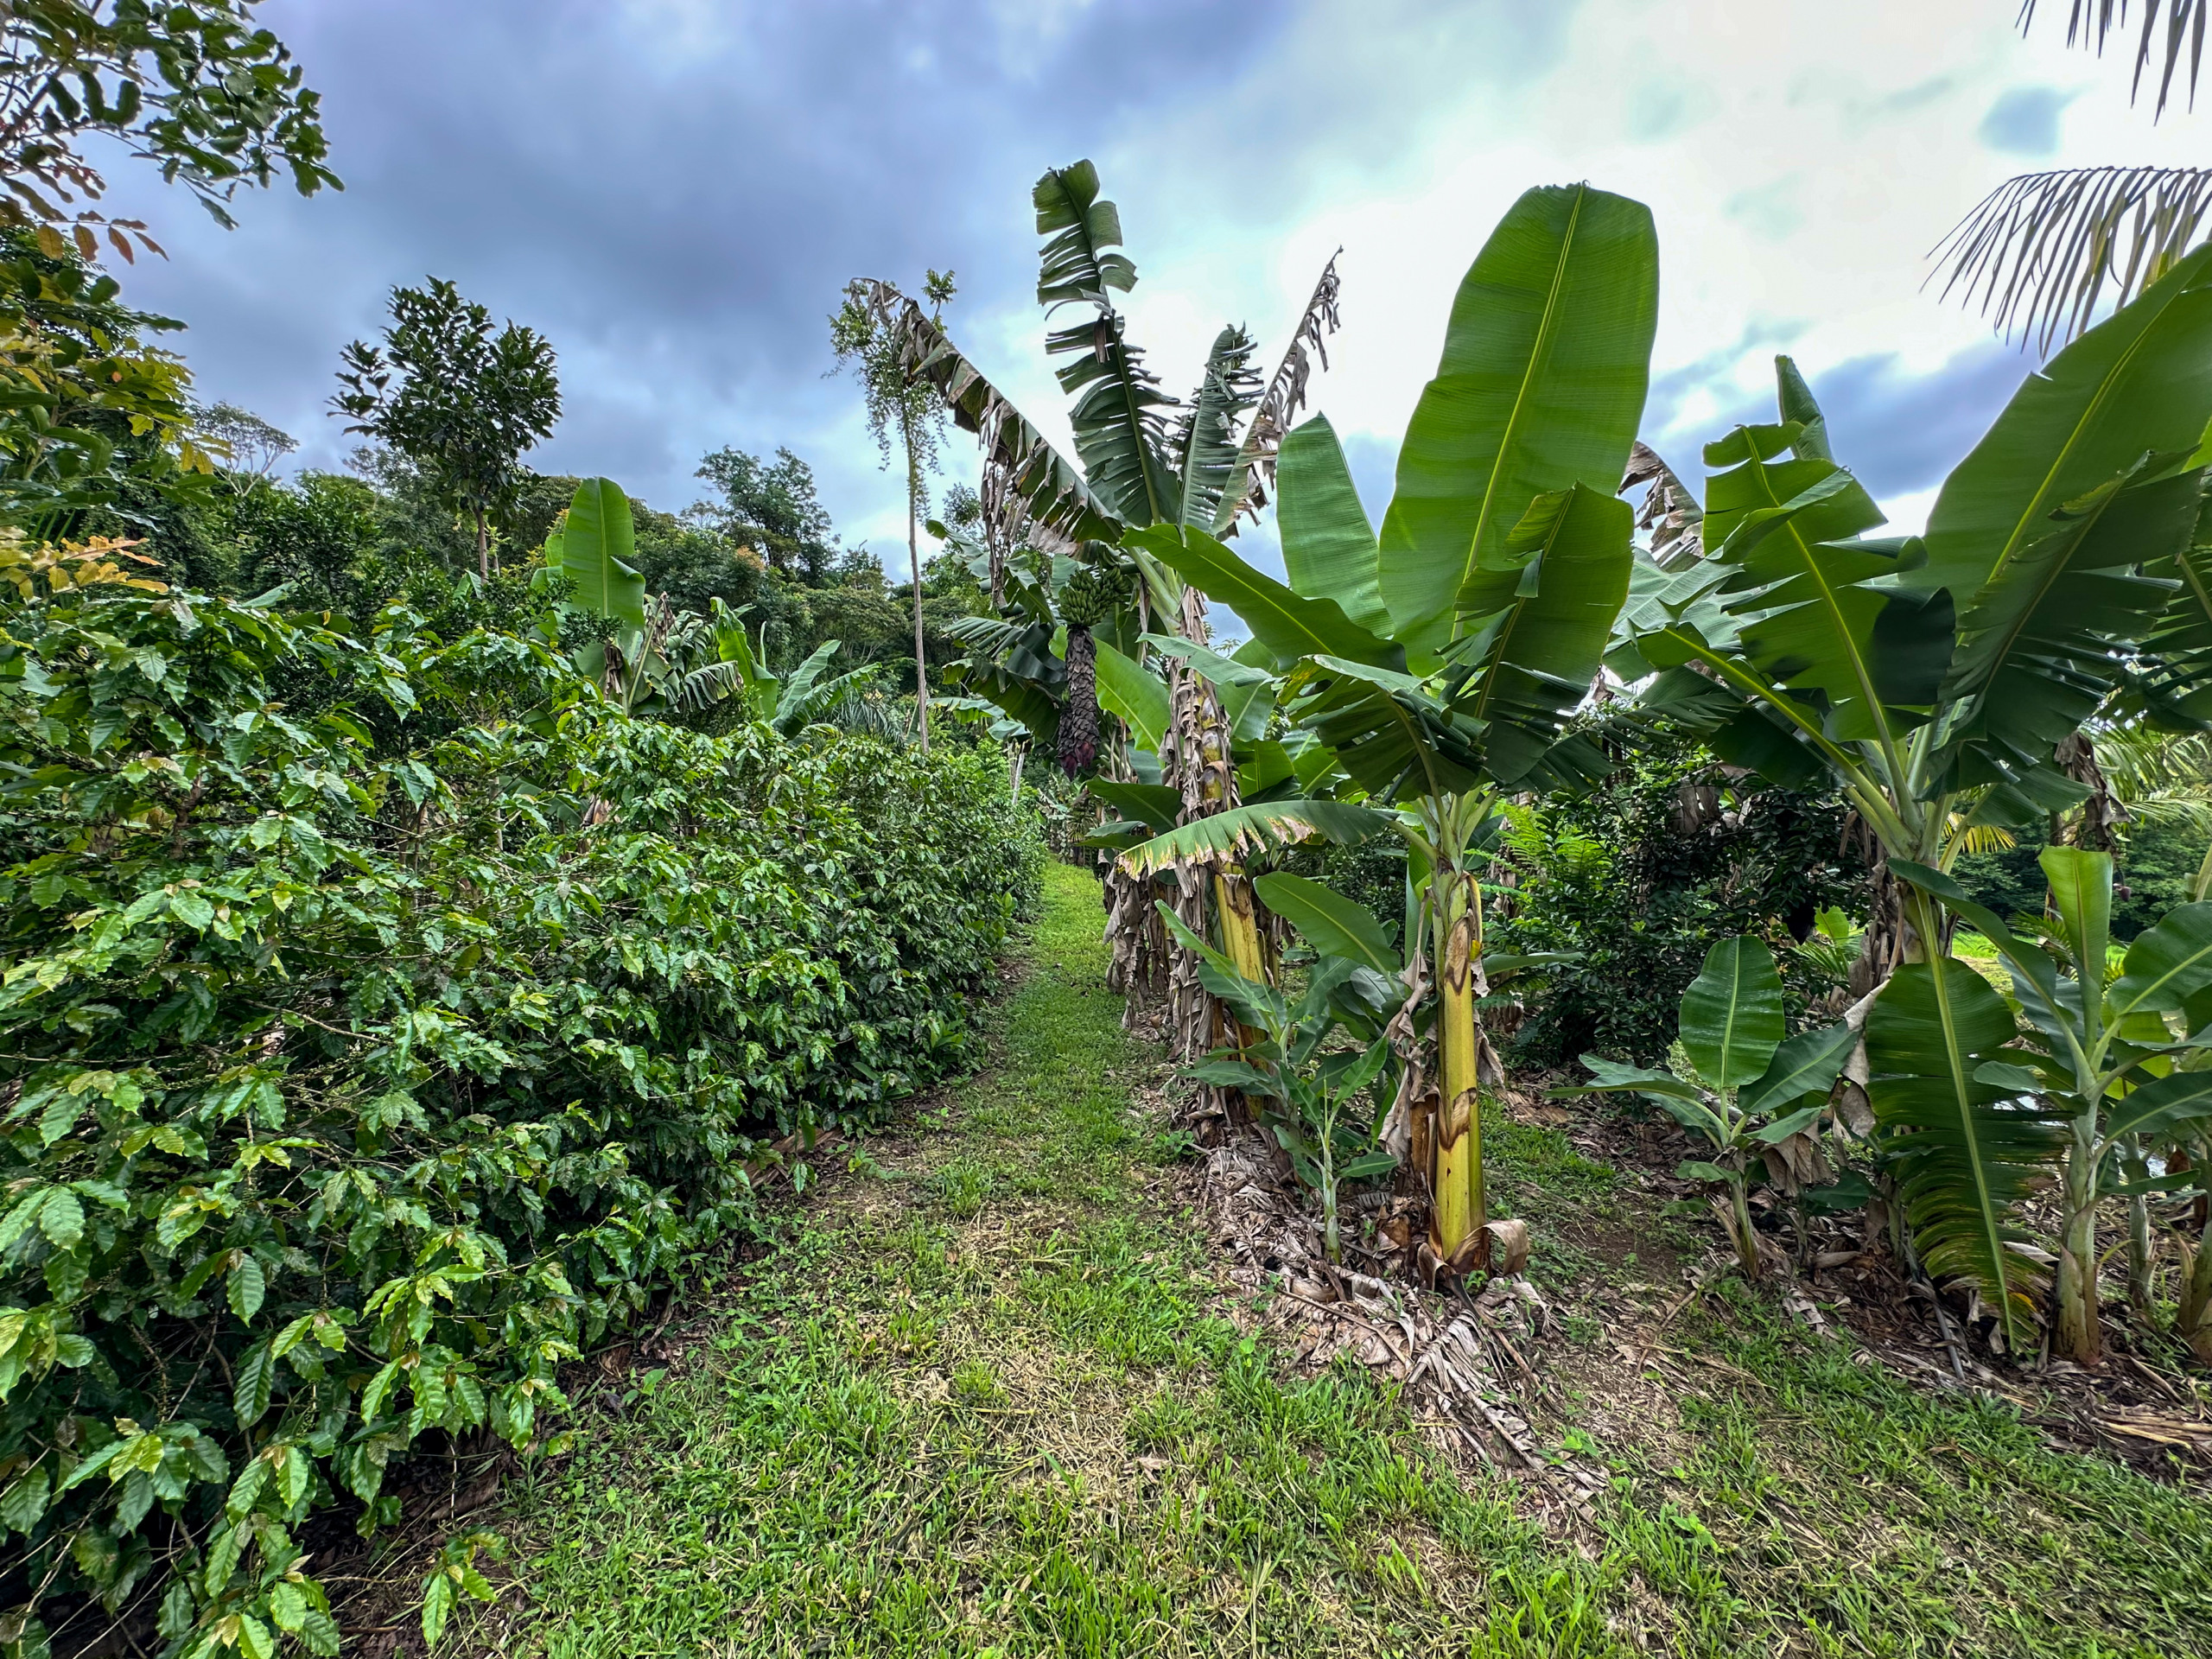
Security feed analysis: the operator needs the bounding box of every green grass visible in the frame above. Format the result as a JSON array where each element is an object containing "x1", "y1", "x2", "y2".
[{"x1": 481, "y1": 862, "x2": 2212, "y2": 1658}]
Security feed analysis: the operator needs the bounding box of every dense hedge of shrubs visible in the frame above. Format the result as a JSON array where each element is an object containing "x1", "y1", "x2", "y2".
[
  {"x1": 1492, "y1": 723, "x2": 1864, "y2": 1065},
  {"x1": 0, "y1": 554, "x2": 1037, "y2": 1655}
]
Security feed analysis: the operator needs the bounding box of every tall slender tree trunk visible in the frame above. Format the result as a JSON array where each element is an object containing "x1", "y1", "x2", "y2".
[
  {"x1": 907, "y1": 435, "x2": 929, "y2": 754},
  {"x1": 474, "y1": 507, "x2": 489, "y2": 581}
]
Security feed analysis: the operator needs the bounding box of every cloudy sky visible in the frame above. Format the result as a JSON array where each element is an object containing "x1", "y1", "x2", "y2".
[{"x1": 95, "y1": 0, "x2": 2212, "y2": 581}]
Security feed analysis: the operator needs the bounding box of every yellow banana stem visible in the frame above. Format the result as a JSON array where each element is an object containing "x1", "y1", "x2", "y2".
[
  {"x1": 1433, "y1": 868, "x2": 1485, "y2": 1256},
  {"x1": 1214, "y1": 866, "x2": 1268, "y2": 986}
]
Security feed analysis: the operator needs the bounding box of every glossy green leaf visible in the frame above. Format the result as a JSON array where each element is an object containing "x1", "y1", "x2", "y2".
[
  {"x1": 1126, "y1": 524, "x2": 1402, "y2": 674},
  {"x1": 1452, "y1": 484, "x2": 1635, "y2": 786},
  {"x1": 1679, "y1": 937, "x2": 1785, "y2": 1090},
  {"x1": 1917, "y1": 242, "x2": 2212, "y2": 607},
  {"x1": 2110, "y1": 899, "x2": 2212, "y2": 1017},
  {"x1": 2102, "y1": 1067, "x2": 2212, "y2": 1141},
  {"x1": 1093, "y1": 641, "x2": 1169, "y2": 751},
  {"x1": 1173, "y1": 324, "x2": 1262, "y2": 531},
  {"x1": 1252, "y1": 872, "x2": 1395, "y2": 974},
  {"x1": 1276, "y1": 414, "x2": 1389, "y2": 635},
  {"x1": 558, "y1": 479, "x2": 645, "y2": 632},
  {"x1": 1740, "y1": 1020, "x2": 1856, "y2": 1119},
  {"x1": 2038, "y1": 846, "x2": 2113, "y2": 990},
  {"x1": 1087, "y1": 779, "x2": 1181, "y2": 835},
  {"x1": 1934, "y1": 464, "x2": 2202, "y2": 798},
  {"x1": 1376, "y1": 183, "x2": 1658, "y2": 652},
  {"x1": 1865, "y1": 958, "x2": 2061, "y2": 1350},
  {"x1": 1036, "y1": 162, "x2": 1179, "y2": 525},
  {"x1": 1286, "y1": 655, "x2": 1487, "y2": 803}
]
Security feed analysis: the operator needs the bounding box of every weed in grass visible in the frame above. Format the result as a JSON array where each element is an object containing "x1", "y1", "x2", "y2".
[{"x1": 931, "y1": 1154, "x2": 992, "y2": 1218}]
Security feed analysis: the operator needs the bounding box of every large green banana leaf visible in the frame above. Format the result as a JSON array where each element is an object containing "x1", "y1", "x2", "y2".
[
  {"x1": 1125, "y1": 524, "x2": 1403, "y2": 672},
  {"x1": 1036, "y1": 162, "x2": 1179, "y2": 527},
  {"x1": 1285, "y1": 656, "x2": 1488, "y2": 802},
  {"x1": 2107, "y1": 897, "x2": 2212, "y2": 1020},
  {"x1": 1624, "y1": 405, "x2": 1945, "y2": 787},
  {"x1": 1865, "y1": 957, "x2": 2062, "y2": 1351},
  {"x1": 1276, "y1": 413, "x2": 1389, "y2": 636},
  {"x1": 2135, "y1": 501, "x2": 2212, "y2": 726},
  {"x1": 1376, "y1": 183, "x2": 1658, "y2": 653},
  {"x1": 1704, "y1": 424, "x2": 1945, "y2": 749},
  {"x1": 1173, "y1": 326, "x2": 1260, "y2": 531},
  {"x1": 1251, "y1": 871, "x2": 1396, "y2": 974},
  {"x1": 556, "y1": 478, "x2": 645, "y2": 632},
  {"x1": 1916, "y1": 242, "x2": 2212, "y2": 607},
  {"x1": 1088, "y1": 779, "x2": 1182, "y2": 834},
  {"x1": 1449, "y1": 483, "x2": 1633, "y2": 786},
  {"x1": 1775, "y1": 355, "x2": 1833, "y2": 461},
  {"x1": 1094, "y1": 640, "x2": 1170, "y2": 751},
  {"x1": 1930, "y1": 461, "x2": 2204, "y2": 800},
  {"x1": 1678, "y1": 937, "x2": 1785, "y2": 1089},
  {"x1": 944, "y1": 658, "x2": 1060, "y2": 753}
]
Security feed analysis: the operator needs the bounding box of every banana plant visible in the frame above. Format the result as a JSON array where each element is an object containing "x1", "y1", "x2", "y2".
[
  {"x1": 700, "y1": 609, "x2": 882, "y2": 734},
  {"x1": 1157, "y1": 897, "x2": 1397, "y2": 1263},
  {"x1": 874, "y1": 160, "x2": 1351, "y2": 1054},
  {"x1": 1555, "y1": 937, "x2": 1857, "y2": 1280},
  {"x1": 1613, "y1": 250, "x2": 2212, "y2": 1347},
  {"x1": 1122, "y1": 182, "x2": 1661, "y2": 1266},
  {"x1": 1879, "y1": 851, "x2": 2212, "y2": 1362}
]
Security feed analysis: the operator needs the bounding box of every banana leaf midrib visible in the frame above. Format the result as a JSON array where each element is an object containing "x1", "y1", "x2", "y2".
[
  {"x1": 1452, "y1": 184, "x2": 1587, "y2": 640},
  {"x1": 1738, "y1": 453, "x2": 1909, "y2": 781},
  {"x1": 1925, "y1": 951, "x2": 2022, "y2": 1341},
  {"x1": 1979, "y1": 304, "x2": 2167, "y2": 599}
]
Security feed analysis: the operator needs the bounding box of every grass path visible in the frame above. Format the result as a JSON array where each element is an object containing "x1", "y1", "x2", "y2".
[{"x1": 478, "y1": 864, "x2": 2212, "y2": 1659}]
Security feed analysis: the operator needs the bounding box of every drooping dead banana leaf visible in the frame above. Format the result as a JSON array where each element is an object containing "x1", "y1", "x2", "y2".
[
  {"x1": 1618, "y1": 440, "x2": 1704, "y2": 569},
  {"x1": 1212, "y1": 251, "x2": 1344, "y2": 537}
]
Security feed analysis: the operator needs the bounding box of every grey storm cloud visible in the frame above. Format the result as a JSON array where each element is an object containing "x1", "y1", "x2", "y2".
[
  {"x1": 89, "y1": 0, "x2": 1573, "y2": 545},
  {"x1": 95, "y1": 0, "x2": 1297, "y2": 519}
]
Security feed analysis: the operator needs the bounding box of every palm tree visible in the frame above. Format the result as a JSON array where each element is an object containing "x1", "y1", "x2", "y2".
[{"x1": 1934, "y1": 2, "x2": 2212, "y2": 349}]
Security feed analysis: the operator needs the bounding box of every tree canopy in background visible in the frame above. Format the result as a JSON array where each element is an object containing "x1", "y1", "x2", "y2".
[
  {"x1": 331, "y1": 277, "x2": 562, "y2": 577},
  {"x1": 689, "y1": 444, "x2": 847, "y2": 584}
]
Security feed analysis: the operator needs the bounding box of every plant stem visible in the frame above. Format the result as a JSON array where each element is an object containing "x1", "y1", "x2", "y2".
[
  {"x1": 2183, "y1": 1196, "x2": 2212, "y2": 1363},
  {"x1": 1730, "y1": 1170, "x2": 1763, "y2": 1280},
  {"x1": 2056, "y1": 1126, "x2": 2103, "y2": 1364},
  {"x1": 906, "y1": 425, "x2": 928, "y2": 755},
  {"x1": 1433, "y1": 864, "x2": 1485, "y2": 1257}
]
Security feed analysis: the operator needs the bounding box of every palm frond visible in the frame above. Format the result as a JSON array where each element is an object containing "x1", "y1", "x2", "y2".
[
  {"x1": 1212, "y1": 250, "x2": 1345, "y2": 537},
  {"x1": 1947, "y1": 821, "x2": 2020, "y2": 857},
  {"x1": 1929, "y1": 164, "x2": 2212, "y2": 350},
  {"x1": 849, "y1": 277, "x2": 1120, "y2": 553},
  {"x1": 2019, "y1": 0, "x2": 2207, "y2": 118},
  {"x1": 2092, "y1": 721, "x2": 2212, "y2": 830}
]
